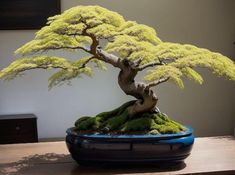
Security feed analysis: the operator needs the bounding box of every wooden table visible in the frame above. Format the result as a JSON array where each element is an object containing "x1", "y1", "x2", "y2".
[{"x1": 0, "y1": 136, "x2": 235, "y2": 175}]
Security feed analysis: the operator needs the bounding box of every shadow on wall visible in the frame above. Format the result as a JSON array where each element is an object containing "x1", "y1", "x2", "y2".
[{"x1": 0, "y1": 153, "x2": 186, "y2": 175}]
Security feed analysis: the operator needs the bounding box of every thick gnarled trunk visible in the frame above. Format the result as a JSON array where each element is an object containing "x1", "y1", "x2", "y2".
[
  {"x1": 118, "y1": 60, "x2": 158, "y2": 118},
  {"x1": 96, "y1": 49, "x2": 158, "y2": 118}
]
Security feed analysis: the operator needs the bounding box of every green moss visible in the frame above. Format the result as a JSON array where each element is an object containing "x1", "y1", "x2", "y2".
[
  {"x1": 153, "y1": 114, "x2": 165, "y2": 125},
  {"x1": 120, "y1": 117, "x2": 154, "y2": 132},
  {"x1": 74, "y1": 116, "x2": 91, "y2": 127},
  {"x1": 75, "y1": 117, "x2": 95, "y2": 130},
  {"x1": 150, "y1": 113, "x2": 184, "y2": 134},
  {"x1": 76, "y1": 116, "x2": 103, "y2": 130},
  {"x1": 95, "y1": 100, "x2": 135, "y2": 120},
  {"x1": 74, "y1": 102, "x2": 186, "y2": 134},
  {"x1": 171, "y1": 120, "x2": 187, "y2": 131},
  {"x1": 106, "y1": 109, "x2": 129, "y2": 130},
  {"x1": 156, "y1": 113, "x2": 170, "y2": 122},
  {"x1": 74, "y1": 101, "x2": 135, "y2": 131},
  {"x1": 158, "y1": 124, "x2": 180, "y2": 134}
]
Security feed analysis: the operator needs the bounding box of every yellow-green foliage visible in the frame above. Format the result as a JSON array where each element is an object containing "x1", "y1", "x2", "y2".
[
  {"x1": 15, "y1": 5, "x2": 125, "y2": 55},
  {"x1": 48, "y1": 57, "x2": 106, "y2": 89},
  {"x1": 0, "y1": 56, "x2": 72, "y2": 79},
  {"x1": 0, "y1": 56, "x2": 94, "y2": 89},
  {"x1": 0, "y1": 5, "x2": 235, "y2": 89},
  {"x1": 144, "y1": 43, "x2": 235, "y2": 88}
]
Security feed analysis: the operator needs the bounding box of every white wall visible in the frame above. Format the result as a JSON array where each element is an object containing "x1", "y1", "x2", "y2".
[{"x1": 0, "y1": 0, "x2": 234, "y2": 138}]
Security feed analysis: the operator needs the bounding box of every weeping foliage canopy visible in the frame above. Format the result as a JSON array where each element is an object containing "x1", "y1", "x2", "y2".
[{"x1": 0, "y1": 5, "x2": 235, "y2": 89}]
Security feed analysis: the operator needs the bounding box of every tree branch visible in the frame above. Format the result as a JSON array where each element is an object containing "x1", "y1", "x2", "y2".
[
  {"x1": 133, "y1": 58, "x2": 143, "y2": 66},
  {"x1": 96, "y1": 49, "x2": 122, "y2": 68},
  {"x1": 78, "y1": 56, "x2": 96, "y2": 69},
  {"x1": 49, "y1": 19, "x2": 122, "y2": 69},
  {"x1": 137, "y1": 61, "x2": 164, "y2": 71},
  {"x1": 43, "y1": 46, "x2": 90, "y2": 54},
  {"x1": 146, "y1": 77, "x2": 170, "y2": 89},
  {"x1": 126, "y1": 58, "x2": 143, "y2": 70},
  {"x1": 89, "y1": 34, "x2": 99, "y2": 55}
]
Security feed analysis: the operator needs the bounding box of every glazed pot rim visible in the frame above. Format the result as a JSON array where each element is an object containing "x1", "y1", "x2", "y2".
[{"x1": 66, "y1": 125, "x2": 193, "y2": 140}]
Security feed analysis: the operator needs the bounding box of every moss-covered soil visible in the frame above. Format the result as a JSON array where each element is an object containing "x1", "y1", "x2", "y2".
[{"x1": 74, "y1": 101, "x2": 186, "y2": 135}]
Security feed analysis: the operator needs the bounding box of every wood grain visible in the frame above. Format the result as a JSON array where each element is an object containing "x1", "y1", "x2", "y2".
[{"x1": 0, "y1": 136, "x2": 235, "y2": 175}]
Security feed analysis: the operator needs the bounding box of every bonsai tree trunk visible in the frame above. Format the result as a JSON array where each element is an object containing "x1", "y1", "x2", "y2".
[
  {"x1": 118, "y1": 59, "x2": 158, "y2": 118},
  {"x1": 97, "y1": 49, "x2": 158, "y2": 118},
  {"x1": 72, "y1": 48, "x2": 185, "y2": 133}
]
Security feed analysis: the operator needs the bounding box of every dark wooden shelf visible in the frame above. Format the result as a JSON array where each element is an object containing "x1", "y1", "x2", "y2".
[{"x1": 0, "y1": 114, "x2": 38, "y2": 144}]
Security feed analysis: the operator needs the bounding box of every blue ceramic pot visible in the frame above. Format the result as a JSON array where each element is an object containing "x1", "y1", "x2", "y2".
[{"x1": 66, "y1": 126, "x2": 194, "y2": 165}]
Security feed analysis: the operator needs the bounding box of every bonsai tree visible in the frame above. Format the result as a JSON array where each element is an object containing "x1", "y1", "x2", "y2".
[{"x1": 1, "y1": 6, "x2": 235, "y2": 134}]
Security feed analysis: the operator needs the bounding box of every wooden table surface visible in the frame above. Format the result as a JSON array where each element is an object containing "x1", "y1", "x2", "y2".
[{"x1": 0, "y1": 136, "x2": 235, "y2": 175}]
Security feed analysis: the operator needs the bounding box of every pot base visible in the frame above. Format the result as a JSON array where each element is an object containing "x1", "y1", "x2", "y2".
[{"x1": 66, "y1": 126, "x2": 194, "y2": 166}]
